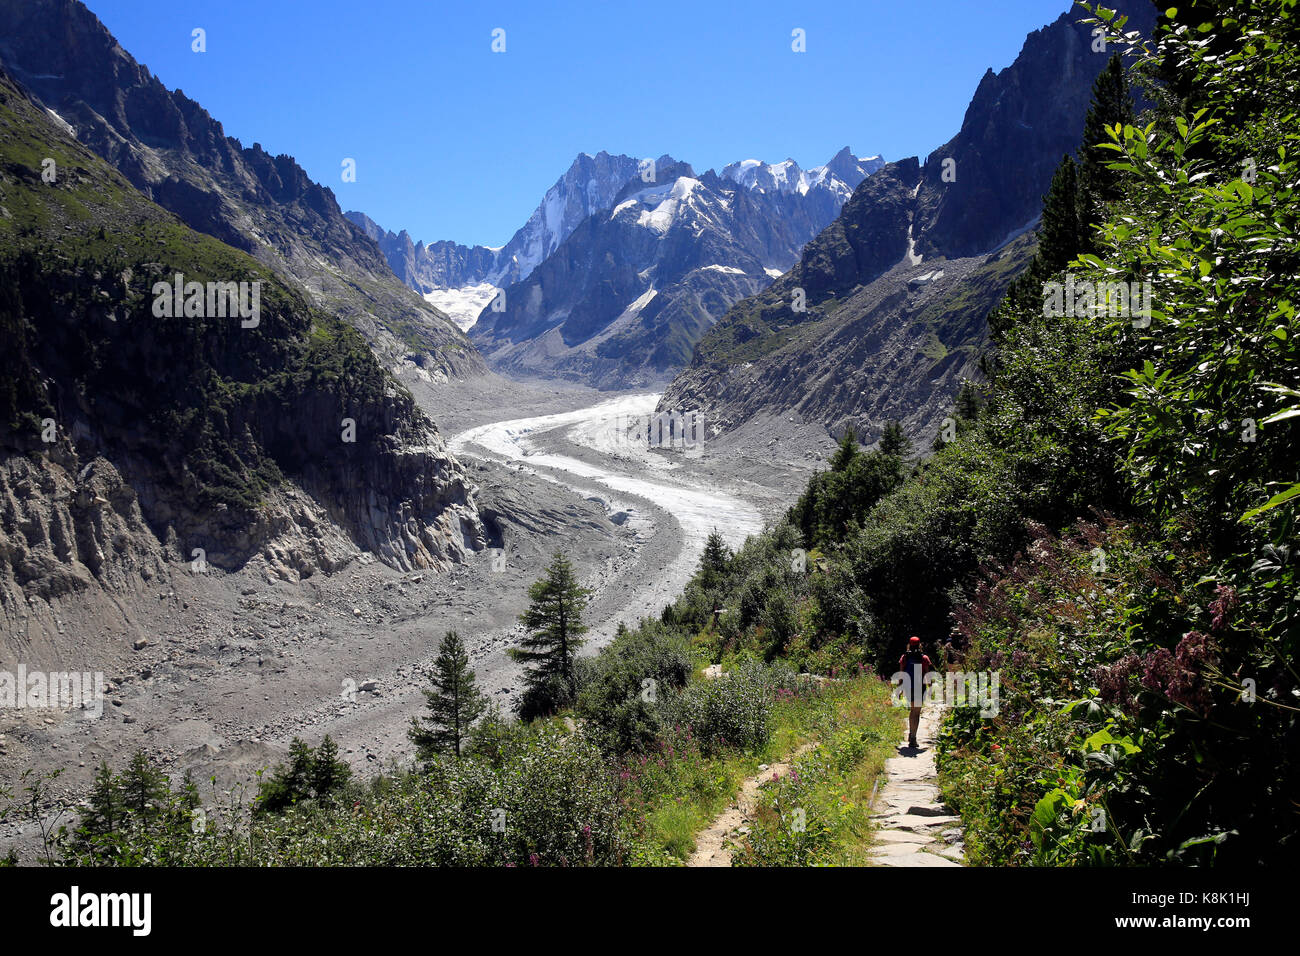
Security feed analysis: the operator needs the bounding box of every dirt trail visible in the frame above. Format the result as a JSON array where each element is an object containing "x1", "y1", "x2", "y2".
[
  {"x1": 867, "y1": 705, "x2": 965, "y2": 866},
  {"x1": 685, "y1": 741, "x2": 818, "y2": 867}
]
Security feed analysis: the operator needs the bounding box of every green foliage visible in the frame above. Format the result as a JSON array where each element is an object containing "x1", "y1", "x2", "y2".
[
  {"x1": 510, "y1": 552, "x2": 591, "y2": 718},
  {"x1": 1084, "y1": 33, "x2": 1300, "y2": 544},
  {"x1": 1077, "y1": 53, "x2": 1137, "y2": 240},
  {"x1": 410, "y1": 631, "x2": 489, "y2": 760},
  {"x1": 66, "y1": 728, "x2": 632, "y2": 867},
  {"x1": 255, "y1": 736, "x2": 353, "y2": 815},
  {"x1": 929, "y1": 1, "x2": 1300, "y2": 866},
  {"x1": 938, "y1": 519, "x2": 1294, "y2": 864},
  {"x1": 575, "y1": 621, "x2": 692, "y2": 754},
  {"x1": 659, "y1": 660, "x2": 790, "y2": 755},
  {"x1": 64, "y1": 752, "x2": 203, "y2": 865},
  {"x1": 791, "y1": 448, "x2": 904, "y2": 550}
]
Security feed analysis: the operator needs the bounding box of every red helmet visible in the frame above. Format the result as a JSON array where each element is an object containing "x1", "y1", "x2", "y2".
[{"x1": 908, "y1": 636, "x2": 921, "y2": 646}]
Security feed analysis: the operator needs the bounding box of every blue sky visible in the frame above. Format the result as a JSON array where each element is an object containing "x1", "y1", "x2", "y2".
[{"x1": 85, "y1": 0, "x2": 1077, "y2": 248}]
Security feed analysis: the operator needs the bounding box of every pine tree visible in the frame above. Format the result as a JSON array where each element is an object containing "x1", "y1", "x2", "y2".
[
  {"x1": 256, "y1": 737, "x2": 313, "y2": 813},
  {"x1": 829, "y1": 427, "x2": 860, "y2": 472},
  {"x1": 310, "y1": 735, "x2": 352, "y2": 799},
  {"x1": 510, "y1": 552, "x2": 591, "y2": 716},
  {"x1": 283, "y1": 738, "x2": 315, "y2": 794},
  {"x1": 256, "y1": 736, "x2": 351, "y2": 812},
  {"x1": 698, "y1": 530, "x2": 731, "y2": 590},
  {"x1": 80, "y1": 761, "x2": 122, "y2": 842},
  {"x1": 1035, "y1": 155, "x2": 1082, "y2": 274},
  {"x1": 1077, "y1": 54, "x2": 1135, "y2": 245},
  {"x1": 880, "y1": 420, "x2": 911, "y2": 457},
  {"x1": 955, "y1": 382, "x2": 983, "y2": 421},
  {"x1": 120, "y1": 750, "x2": 169, "y2": 831},
  {"x1": 409, "y1": 631, "x2": 489, "y2": 759}
]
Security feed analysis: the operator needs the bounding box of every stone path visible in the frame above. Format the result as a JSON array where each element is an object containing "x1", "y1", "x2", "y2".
[
  {"x1": 685, "y1": 742, "x2": 818, "y2": 867},
  {"x1": 867, "y1": 705, "x2": 965, "y2": 866}
]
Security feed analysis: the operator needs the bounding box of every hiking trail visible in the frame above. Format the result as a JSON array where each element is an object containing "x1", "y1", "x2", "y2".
[
  {"x1": 685, "y1": 741, "x2": 819, "y2": 867},
  {"x1": 867, "y1": 704, "x2": 965, "y2": 866}
]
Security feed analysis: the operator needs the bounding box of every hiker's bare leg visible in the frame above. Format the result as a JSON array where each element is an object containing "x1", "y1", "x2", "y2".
[{"x1": 908, "y1": 706, "x2": 921, "y2": 746}]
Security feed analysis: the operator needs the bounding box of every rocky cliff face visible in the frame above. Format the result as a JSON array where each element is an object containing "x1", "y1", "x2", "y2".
[
  {"x1": 912, "y1": 9, "x2": 1142, "y2": 261},
  {"x1": 0, "y1": 68, "x2": 484, "y2": 661},
  {"x1": 660, "y1": 0, "x2": 1156, "y2": 446},
  {"x1": 0, "y1": 0, "x2": 482, "y2": 382},
  {"x1": 466, "y1": 150, "x2": 885, "y2": 387}
]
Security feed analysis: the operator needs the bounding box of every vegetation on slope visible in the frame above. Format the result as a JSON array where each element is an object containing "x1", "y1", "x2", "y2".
[{"x1": 0, "y1": 69, "x2": 441, "y2": 539}]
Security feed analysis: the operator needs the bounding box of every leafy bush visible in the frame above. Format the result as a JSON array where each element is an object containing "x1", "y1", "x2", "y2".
[
  {"x1": 938, "y1": 519, "x2": 1295, "y2": 865},
  {"x1": 576, "y1": 620, "x2": 692, "y2": 754},
  {"x1": 659, "y1": 661, "x2": 792, "y2": 755}
]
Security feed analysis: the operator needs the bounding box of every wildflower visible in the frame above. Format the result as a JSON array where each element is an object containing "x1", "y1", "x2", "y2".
[
  {"x1": 1140, "y1": 647, "x2": 1176, "y2": 694},
  {"x1": 1208, "y1": 585, "x2": 1239, "y2": 632},
  {"x1": 1094, "y1": 654, "x2": 1141, "y2": 715}
]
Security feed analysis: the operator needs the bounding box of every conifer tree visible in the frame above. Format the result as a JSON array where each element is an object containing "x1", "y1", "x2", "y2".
[
  {"x1": 1077, "y1": 54, "x2": 1135, "y2": 246},
  {"x1": 310, "y1": 735, "x2": 352, "y2": 799},
  {"x1": 955, "y1": 382, "x2": 983, "y2": 421},
  {"x1": 829, "y1": 427, "x2": 860, "y2": 472},
  {"x1": 880, "y1": 420, "x2": 911, "y2": 457},
  {"x1": 409, "y1": 631, "x2": 489, "y2": 759},
  {"x1": 255, "y1": 736, "x2": 352, "y2": 813},
  {"x1": 510, "y1": 552, "x2": 591, "y2": 715},
  {"x1": 698, "y1": 531, "x2": 731, "y2": 591},
  {"x1": 1035, "y1": 155, "x2": 1082, "y2": 273},
  {"x1": 80, "y1": 761, "x2": 122, "y2": 841},
  {"x1": 120, "y1": 750, "x2": 169, "y2": 831}
]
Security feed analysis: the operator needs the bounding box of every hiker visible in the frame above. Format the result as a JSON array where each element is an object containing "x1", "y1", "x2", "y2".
[{"x1": 899, "y1": 636, "x2": 932, "y2": 748}]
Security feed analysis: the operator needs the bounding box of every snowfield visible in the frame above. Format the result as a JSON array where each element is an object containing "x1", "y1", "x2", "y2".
[{"x1": 422, "y1": 283, "x2": 499, "y2": 331}]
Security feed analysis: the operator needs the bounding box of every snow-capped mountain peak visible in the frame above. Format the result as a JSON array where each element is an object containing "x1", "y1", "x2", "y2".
[
  {"x1": 350, "y1": 146, "x2": 883, "y2": 339},
  {"x1": 719, "y1": 148, "x2": 885, "y2": 199},
  {"x1": 609, "y1": 176, "x2": 706, "y2": 235}
]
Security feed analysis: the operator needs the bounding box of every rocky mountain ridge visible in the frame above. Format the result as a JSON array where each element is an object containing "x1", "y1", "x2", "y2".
[
  {"x1": 660, "y1": 0, "x2": 1157, "y2": 446},
  {"x1": 461, "y1": 149, "x2": 886, "y2": 387},
  {"x1": 0, "y1": 67, "x2": 484, "y2": 665},
  {"x1": 0, "y1": 0, "x2": 480, "y2": 383}
]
